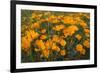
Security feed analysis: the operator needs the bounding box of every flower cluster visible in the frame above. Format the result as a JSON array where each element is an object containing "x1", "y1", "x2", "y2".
[{"x1": 21, "y1": 10, "x2": 90, "y2": 62}]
